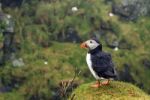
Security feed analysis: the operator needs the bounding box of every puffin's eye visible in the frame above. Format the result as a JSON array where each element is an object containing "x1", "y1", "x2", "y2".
[{"x1": 90, "y1": 41, "x2": 93, "y2": 43}]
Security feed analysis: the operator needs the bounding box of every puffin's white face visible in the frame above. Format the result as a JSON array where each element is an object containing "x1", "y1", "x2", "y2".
[{"x1": 80, "y1": 39, "x2": 100, "y2": 50}]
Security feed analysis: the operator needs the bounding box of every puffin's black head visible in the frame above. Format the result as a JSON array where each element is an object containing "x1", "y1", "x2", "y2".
[{"x1": 80, "y1": 38, "x2": 102, "y2": 51}]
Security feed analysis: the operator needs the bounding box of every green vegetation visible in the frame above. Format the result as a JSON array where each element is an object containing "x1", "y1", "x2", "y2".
[
  {"x1": 0, "y1": 0, "x2": 150, "y2": 99},
  {"x1": 70, "y1": 81, "x2": 150, "y2": 100},
  {"x1": 0, "y1": 42, "x2": 87, "y2": 99},
  {"x1": 0, "y1": 41, "x2": 150, "y2": 99}
]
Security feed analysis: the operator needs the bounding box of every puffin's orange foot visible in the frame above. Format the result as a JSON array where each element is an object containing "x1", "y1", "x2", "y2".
[
  {"x1": 101, "y1": 80, "x2": 110, "y2": 85},
  {"x1": 91, "y1": 83, "x2": 101, "y2": 88},
  {"x1": 90, "y1": 81, "x2": 101, "y2": 88}
]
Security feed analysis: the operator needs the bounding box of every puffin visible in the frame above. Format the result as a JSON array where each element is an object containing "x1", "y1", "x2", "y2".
[{"x1": 80, "y1": 38, "x2": 116, "y2": 88}]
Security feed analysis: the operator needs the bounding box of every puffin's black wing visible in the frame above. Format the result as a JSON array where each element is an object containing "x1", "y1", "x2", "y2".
[{"x1": 91, "y1": 52, "x2": 116, "y2": 78}]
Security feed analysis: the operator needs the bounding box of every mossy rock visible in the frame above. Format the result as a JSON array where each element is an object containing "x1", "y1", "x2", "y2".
[{"x1": 69, "y1": 81, "x2": 150, "y2": 100}]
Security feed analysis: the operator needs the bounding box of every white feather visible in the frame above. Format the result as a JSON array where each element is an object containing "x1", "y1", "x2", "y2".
[{"x1": 86, "y1": 53, "x2": 101, "y2": 80}]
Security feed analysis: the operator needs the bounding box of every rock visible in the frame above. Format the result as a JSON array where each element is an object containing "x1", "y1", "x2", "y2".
[
  {"x1": 100, "y1": 20, "x2": 113, "y2": 31},
  {"x1": 112, "y1": 0, "x2": 150, "y2": 21},
  {"x1": 121, "y1": 0, "x2": 150, "y2": 16},
  {"x1": 100, "y1": 20, "x2": 120, "y2": 34},
  {"x1": 104, "y1": 0, "x2": 114, "y2": 5},
  {"x1": 0, "y1": 0, "x2": 23, "y2": 8},
  {"x1": 141, "y1": 58, "x2": 150, "y2": 69},
  {"x1": 0, "y1": 57, "x2": 4, "y2": 66},
  {"x1": 0, "y1": 86, "x2": 12, "y2": 93},
  {"x1": 12, "y1": 58, "x2": 25, "y2": 67},
  {"x1": 70, "y1": 81, "x2": 150, "y2": 100},
  {"x1": 118, "y1": 64, "x2": 135, "y2": 83},
  {"x1": 118, "y1": 38, "x2": 134, "y2": 50},
  {"x1": 65, "y1": 27, "x2": 81, "y2": 43},
  {"x1": 11, "y1": 41, "x2": 21, "y2": 52},
  {"x1": 105, "y1": 33, "x2": 119, "y2": 49},
  {"x1": 112, "y1": 4, "x2": 138, "y2": 21}
]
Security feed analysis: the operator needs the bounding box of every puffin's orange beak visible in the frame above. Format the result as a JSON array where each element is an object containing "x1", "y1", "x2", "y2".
[{"x1": 80, "y1": 42, "x2": 88, "y2": 48}]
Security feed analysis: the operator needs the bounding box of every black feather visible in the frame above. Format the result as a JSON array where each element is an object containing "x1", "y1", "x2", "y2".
[{"x1": 89, "y1": 46, "x2": 116, "y2": 78}]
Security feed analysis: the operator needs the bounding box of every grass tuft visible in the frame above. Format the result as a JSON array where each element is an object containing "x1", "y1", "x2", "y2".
[{"x1": 70, "y1": 81, "x2": 150, "y2": 100}]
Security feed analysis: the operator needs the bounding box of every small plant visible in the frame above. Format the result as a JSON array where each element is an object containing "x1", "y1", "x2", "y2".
[{"x1": 58, "y1": 67, "x2": 81, "y2": 99}]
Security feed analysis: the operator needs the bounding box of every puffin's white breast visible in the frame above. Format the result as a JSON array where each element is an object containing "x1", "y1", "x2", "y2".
[{"x1": 86, "y1": 53, "x2": 100, "y2": 80}]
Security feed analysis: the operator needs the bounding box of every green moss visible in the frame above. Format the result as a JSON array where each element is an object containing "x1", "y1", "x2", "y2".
[
  {"x1": 0, "y1": 0, "x2": 150, "y2": 99},
  {"x1": 70, "y1": 81, "x2": 150, "y2": 100},
  {"x1": 0, "y1": 91, "x2": 25, "y2": 100}
]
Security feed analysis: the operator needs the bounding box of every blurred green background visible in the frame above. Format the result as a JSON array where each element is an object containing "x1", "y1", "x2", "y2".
[{"x1": 0, "y1": 0, "x2": 150, "y2": 99}]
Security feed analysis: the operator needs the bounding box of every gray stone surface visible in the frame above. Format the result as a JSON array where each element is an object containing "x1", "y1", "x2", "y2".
[
  {"x1": 12, "y1": 58, "x2": 25, "y2": 67},
  {"x1": 112, "y1": 0, "x2": 150, "y2": 21}
]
